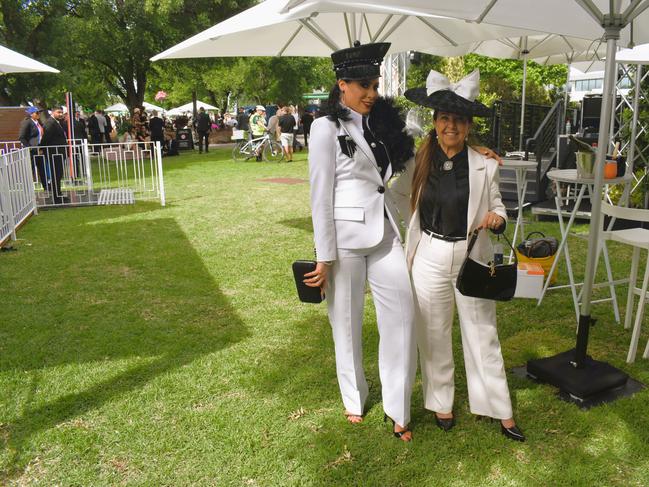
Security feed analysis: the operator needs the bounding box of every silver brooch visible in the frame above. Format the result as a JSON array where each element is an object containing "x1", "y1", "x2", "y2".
[{"x1": 443, "y1": 160, "x2": 454, "y2": 171}]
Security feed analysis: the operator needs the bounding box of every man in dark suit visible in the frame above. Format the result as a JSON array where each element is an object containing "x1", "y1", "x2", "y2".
[
  {"x1": 196, "y1": 107, "x2": 211, "y2": 153},
  {"x1": 87, "y1": 109, "x2": 102, "y2": 148},
  {"x1": 18, "y1": 106, "x2": 47, "y2": 192},
  {"x1": 73, "y1": 111, "x2": 87, "y2": 142},
  {"x1": 41, "y1": 106, "x2": 69, "y2": 204},
  {"x1": 149, "y1": 110, "x2": 165, "y2": 152},
  {"x1": 301, "y1": 109, "x2": 314, "y2": 148}
]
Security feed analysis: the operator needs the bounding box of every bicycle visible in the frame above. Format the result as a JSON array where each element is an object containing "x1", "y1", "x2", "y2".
[{"x1": 232, "y1": 132, "x2": 284, "y2": 162}]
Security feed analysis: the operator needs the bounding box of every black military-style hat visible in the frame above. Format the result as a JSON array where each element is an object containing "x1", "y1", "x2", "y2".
[{"x1": 331, "y1": 41, "x2": 390, "y2": 80}]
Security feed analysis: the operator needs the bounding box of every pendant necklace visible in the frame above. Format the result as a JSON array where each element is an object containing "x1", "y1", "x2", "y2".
[{"x1": 443, "y1": 160, "x2": 454, "y2": 171}]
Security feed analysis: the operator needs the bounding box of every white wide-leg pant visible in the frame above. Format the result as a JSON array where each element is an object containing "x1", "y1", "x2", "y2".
[
  {"x1": 411, "y1": 232, "x2": 513, "y2": 420},
  {"x1": 327, "y1": 220, "x2": 416, "y2": 426}
]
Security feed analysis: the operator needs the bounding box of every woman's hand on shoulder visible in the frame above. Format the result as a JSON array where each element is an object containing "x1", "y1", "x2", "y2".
[
  {"x1": 472, "y1": 145, "x2": 503, "y2": 165},
  {"x1": 477, "y1": 211, "x2": 505, "y2": 232}
]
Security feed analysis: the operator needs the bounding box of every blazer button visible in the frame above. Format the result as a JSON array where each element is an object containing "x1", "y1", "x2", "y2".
[{"x1": 377, "y1": 186, "x2": 385, "y2": 193}]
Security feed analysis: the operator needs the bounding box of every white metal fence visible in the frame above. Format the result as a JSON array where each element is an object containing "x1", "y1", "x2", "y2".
[
  {"x1": 0, "y1": 141, "x2": 22, "y2": 155},
  {"x1": 0, "y1": 148, "x2": 37, "y2": 246},
  {"x1": 0, "y1": 140, "x2": 165, "y2": 208},
  {"x1": 0, "y1": 140, "x2": 165, "y2": 245}
]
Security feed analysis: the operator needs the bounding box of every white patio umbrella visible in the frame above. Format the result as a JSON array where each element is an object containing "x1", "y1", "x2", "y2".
[
  {"x1": 0, "y1": 44, "x2": 59, "y2": 74},
  {"x1": 104, "y1": 102, "x2": 129, "y2": 113},
  {"x1": 151, "y1": 0, "x2": 536, "y2": 61},
  {"x1": 167, "y1": 100, "x2": 218, "y2": 116},
  {"x1": 143, "y1": 101, "x2": 166, "y2": 113}
]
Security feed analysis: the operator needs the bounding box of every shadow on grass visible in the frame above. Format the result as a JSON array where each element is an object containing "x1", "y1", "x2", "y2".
[
  {"x1": 0, "y1": 214, "x2": 248, "y2": 481},
  {"x1": 278, "y1": 217, "x2": 313, "y2": 233}
]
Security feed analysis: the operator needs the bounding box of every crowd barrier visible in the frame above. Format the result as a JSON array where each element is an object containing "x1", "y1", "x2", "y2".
[
  {"x1": 0, "y1": 140, "x2": 165, "y2": 245},
  {"x1": 0, "y1": 148, "x2": 37, "y2": 246}
]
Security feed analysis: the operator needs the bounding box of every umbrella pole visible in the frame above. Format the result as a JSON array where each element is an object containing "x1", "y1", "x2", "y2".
[
  {"x1": 526, "y1": 20, "x2": 632, "y2": 406},
  {"x1": 518, "y1": 38, "x2": 529, "y2": 151},
  {"x1": 575, "y1": 27, "x2": 620, "y2": 365}
]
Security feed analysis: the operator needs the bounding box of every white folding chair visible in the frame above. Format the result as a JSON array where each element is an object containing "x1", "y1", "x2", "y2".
[{"x1": 601, "y1": 201, "x2": 649, "y2": 362}]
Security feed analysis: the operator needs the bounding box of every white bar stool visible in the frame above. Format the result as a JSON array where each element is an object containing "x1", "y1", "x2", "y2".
[{"x1": 601, "y1": 202, "x2": 649, "y2": 362}]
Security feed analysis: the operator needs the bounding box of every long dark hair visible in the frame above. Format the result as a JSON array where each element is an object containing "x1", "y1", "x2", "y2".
[
  {"x1": 410, "y1": 111, "x2": 473, "y2": 212},
  {"x1": 321, "y1": 80, "x2": 351, "y2": 125}
]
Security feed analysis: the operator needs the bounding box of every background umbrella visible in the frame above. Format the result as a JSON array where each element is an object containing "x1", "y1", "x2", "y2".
[
  {"x1": 151, "y1": 0, "x2": 537, "y2": 61},
  {"x1": 167, "y1": 101, "x2": 218, "y2": 116},
  {"x1": 0, "y1": 44, "x2": 59, "y2": 74}
]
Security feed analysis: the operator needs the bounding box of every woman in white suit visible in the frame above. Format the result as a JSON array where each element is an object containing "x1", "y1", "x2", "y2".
[
  {"x1": 402, "y1": 70, "x2": 525, "y2": 442},
  {"x1": 304, "y1": 41, "x2": 417, "y2": 441}
]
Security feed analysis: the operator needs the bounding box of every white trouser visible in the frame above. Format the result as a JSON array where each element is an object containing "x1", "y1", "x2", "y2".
[
  {"x1": 411, "y1": 232, "x2": 513, "y2": 420},
  {"x1": 326, "y1": 219, "x2": 416, "y2": 426}
]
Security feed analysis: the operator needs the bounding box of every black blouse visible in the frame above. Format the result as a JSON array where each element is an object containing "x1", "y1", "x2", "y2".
[{"x1": 419, "y1": 145, "x2": 470, "y2": 238}]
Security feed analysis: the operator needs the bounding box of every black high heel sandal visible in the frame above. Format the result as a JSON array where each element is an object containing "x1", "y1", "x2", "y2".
[
  {"x1": 384, "y1": 414, "x2": 412, "y2": 442},
  {"x1": 476, "y1": 416, "x2": 525, "y2": 442},
  {"x1": 434, "y1": 413, "x2": 456, "y2": 432}
]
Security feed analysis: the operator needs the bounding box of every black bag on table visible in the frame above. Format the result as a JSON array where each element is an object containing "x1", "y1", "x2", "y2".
[{"x1": 516, "y1": 231, "x2": 558, "y2": 258}]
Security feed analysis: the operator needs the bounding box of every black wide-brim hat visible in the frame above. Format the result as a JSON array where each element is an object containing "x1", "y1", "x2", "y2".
[
  {"x1": 404, "y1": 69, "x2": 491, "y2": 118},
  {"x1": 331, "y1": 41, "x2": 390, "y2": 80}
]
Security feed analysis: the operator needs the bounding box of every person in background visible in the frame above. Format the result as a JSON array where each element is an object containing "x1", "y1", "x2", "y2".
[
  {"x1": 249, "y1": 105, "x2": 267, "y2": 161},
  {"x1": 103, "y1": 111, "x2": 113, "y2": 143},
  {"x1": 278, "y1": 106, "x2": 296, "y2": 162},
  {"x1": 41, "y1": 106, "x2": 68, "y2": 204},
  {"x1": 196, "y1": 107, "x2": 211, "y2": 153},
  {"x1": 402, "y1": 69, "x2": 525, "y2": 442},
  {"x1": 267, "y1": 107, "x2": 280, "y2": 143},
  {"x1": 149, "y1": 110, "x2": 165, "y2": 151},
  {"x1": 87, "y1": 109, "x2": 103, "y2": 147},
  {"x1": 236, "y1": 107, "x2": 249, "y2": 132},
  {"x1": 301, "y1": 109, "x2": 314, "y2": 148},
  {"x1": 19, "y1": 106, "x2": 46, "y2": 191},
  {"x1": 73, "y1": 111, "x2": 87, "y2": 142}
]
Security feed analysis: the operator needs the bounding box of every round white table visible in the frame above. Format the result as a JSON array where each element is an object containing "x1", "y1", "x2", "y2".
[{"x1": 540, "y1": 168, "x2": 633, "y2": 321}]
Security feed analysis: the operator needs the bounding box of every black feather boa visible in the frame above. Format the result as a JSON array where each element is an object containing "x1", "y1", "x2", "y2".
[{"x1": 321, "y1": 97, "x2": 414, "y2": 173}]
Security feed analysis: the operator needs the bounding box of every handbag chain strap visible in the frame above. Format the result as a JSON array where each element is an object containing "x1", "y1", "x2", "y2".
[{"x1": 465, "y1": 228, "x2": 518, "y2": 266}]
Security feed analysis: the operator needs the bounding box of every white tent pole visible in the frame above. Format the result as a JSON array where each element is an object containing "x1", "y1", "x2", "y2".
[
  {"x1": 519, "y1": 37, "x2": 529, "y2": 151},
  {"x1": 564, "y1": 61, "x2": 572, "y2": 128},
  {"x1": 627, "y1": 64, "x2": 642, "y2": 177},
  {"x1": 575, "y1": 23, "x2": 620, "y2": 365}
]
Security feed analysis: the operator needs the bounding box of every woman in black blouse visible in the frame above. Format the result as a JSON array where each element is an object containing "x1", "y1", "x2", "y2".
[{"x1": 402, "y1": 69, "x2": 525, "y2": 442}]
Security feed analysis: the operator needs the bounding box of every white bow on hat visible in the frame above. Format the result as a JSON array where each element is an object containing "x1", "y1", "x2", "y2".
[{"x1": 426, "y1": 69, "x2": 481, "y2": 101}]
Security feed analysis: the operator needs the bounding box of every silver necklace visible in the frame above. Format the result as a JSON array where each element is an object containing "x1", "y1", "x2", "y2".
[{"x1": 442, "y1": 160, "x2": 454, "y2": 171}]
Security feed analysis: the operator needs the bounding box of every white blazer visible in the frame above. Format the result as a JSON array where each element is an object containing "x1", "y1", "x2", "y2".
[
  {"x1": 309, "y1": 110, "x2": 411, "y2": 262},
  {"x1": 400, "y1": 147, "x2": 507, "y2": 270}
]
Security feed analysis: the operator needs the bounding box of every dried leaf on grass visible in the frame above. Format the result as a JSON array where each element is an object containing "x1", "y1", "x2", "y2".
[
  {"x1": 288, "y1": 407, "x2": 306, "y2": 420},
  {"x1": 326, "y1": 445, "x2": 353, "y2": 469}
]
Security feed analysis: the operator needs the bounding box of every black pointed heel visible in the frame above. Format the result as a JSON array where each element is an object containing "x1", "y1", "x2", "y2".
[
  {"x1": 501, "y1": 423, "x2": 525, "y2": 442},
  {"x1": 434, "y1": 414, "x2": 456, "y2": 432},
  {"x1": 384, "y1": 414, "x2": 412, "y2": 442}
]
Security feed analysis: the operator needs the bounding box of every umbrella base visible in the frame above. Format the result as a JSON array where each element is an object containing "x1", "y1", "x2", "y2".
[{"x1": 526, "y1": 349, "x2": 629, "y2": 403}]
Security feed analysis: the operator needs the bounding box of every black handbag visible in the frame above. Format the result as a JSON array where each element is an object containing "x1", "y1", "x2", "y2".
[
  {"x1": 516, "y1": 231, "x2": 558, "y2": 258},
  {"x1": 456, "y1": 229, "x2": 517, "y2": 302},
  {"x1": 292, "y1": 260, "x2": 324, "y2": 303}
]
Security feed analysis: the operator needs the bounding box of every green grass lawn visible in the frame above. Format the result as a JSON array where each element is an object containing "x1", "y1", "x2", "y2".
[{"x1": 1, "y1": 147, "x2": 648, "y2": 486}]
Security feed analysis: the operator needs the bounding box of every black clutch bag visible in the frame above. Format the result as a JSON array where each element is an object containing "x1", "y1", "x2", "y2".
[
  {"x1": 292, "y1": 260, "x2": 324, "y2": 303},
  {"x1": 456, "y1": 229, "x2": 517, "y2": 302}
]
